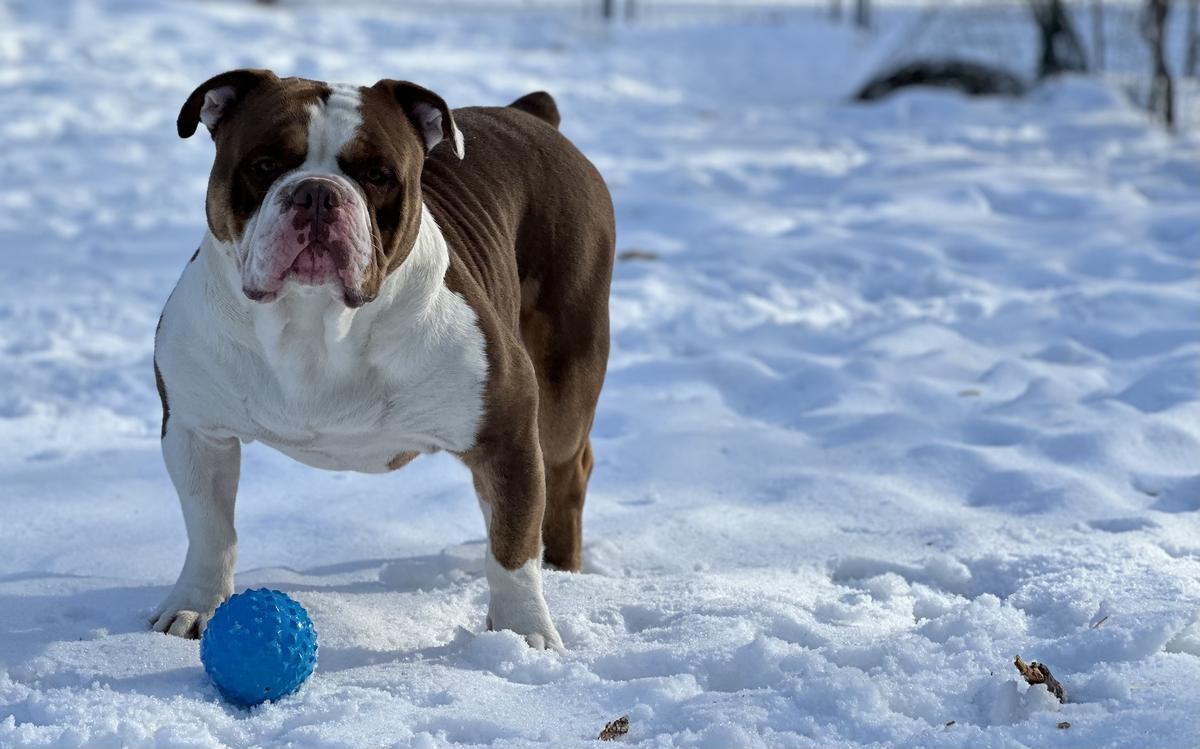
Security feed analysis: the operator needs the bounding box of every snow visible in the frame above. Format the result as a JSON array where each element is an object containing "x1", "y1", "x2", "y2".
[{"x1": 2, "y1": 1, "x2": 1200, "y2": 747}]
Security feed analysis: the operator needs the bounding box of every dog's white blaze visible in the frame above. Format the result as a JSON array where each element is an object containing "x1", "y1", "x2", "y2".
[{"x1": 303, "y1": 83, "x2": 363, "y2": 172}]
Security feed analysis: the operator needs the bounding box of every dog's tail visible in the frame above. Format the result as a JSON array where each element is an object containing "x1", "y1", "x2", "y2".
[{"x1": 508, "y1": 91, "x2": 560, "y2": 129}]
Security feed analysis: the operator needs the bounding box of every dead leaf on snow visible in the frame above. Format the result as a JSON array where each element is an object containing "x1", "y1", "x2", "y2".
[{"x1": 599, "y1": 715, "x2": 630, "y2": 741}]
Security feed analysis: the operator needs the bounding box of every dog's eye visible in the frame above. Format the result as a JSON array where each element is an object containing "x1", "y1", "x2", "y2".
[
  {"x1": 251, "y1": 157, "x2": 280, "y2": 178},
  {"x1": 362, "y1": 165, "x2": 393, "y2": 186}
]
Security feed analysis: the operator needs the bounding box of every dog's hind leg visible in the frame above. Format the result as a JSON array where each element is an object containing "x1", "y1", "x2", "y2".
[
  {"x1": 541, "y1": 435, "x2": 595, "y2": 572},
  {"x1": 518, "y1": 233, "x2": 612, "y2": 573}
]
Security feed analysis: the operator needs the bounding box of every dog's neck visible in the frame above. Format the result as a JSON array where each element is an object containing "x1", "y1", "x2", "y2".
[{"x1": 199, "y1": 203, "x2": 452, "y2": 390}]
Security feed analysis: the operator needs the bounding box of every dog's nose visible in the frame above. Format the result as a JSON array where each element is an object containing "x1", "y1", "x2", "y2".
[{"x1": 292, "y1": 178, "x2": 341, "y2": 216}]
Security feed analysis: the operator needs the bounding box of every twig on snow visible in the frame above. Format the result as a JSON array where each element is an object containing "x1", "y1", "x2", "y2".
[
  {"x1": 1014, "y1": 655, "x2": 1067, "y2": 703},
  {"x1": 617, "y1": 249, "x2": 660, "y2": 262}
]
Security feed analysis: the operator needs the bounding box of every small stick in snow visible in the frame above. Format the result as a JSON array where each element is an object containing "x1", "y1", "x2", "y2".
[
  {"x1": 1091, "y1": 615, "x2": 1109, "y2": 629},
  {"x1": 1014, "y1": 655, "x2": 1066, "y2": 703},
  {"x1": 598, "y1": 715, "x2": 630, "y2": 741}
]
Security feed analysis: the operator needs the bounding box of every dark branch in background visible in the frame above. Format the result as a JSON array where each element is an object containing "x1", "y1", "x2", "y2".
[
  {"x1": 1091, "y1": 0, "x2": 1106, "y2": 71},
  {"x1": 1029, "y1": 0, "x2": 1089, "y2": 78},
  {"x1": 1141, "y1": 0, "x2": 1175, "y2": 128},
  {"x1": 855, "y1": 60, "x2": 1027, "y2": 101}
]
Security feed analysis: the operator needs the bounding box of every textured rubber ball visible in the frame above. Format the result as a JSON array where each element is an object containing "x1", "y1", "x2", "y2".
[{"x1": 200, "y1": 588, "x2": 318, "y2": 707}]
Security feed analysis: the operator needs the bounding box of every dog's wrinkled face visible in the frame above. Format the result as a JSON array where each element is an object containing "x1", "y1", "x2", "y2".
[{"x1": 178, "y1": 70, "x2": 463, "y2": 307}]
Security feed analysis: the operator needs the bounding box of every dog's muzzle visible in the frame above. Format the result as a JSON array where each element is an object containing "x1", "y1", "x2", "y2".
[{"x1": 241, "y1": 174, "x2": 372, "y2": 305}]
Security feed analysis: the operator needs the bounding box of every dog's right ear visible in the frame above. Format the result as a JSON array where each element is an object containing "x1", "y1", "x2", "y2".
[{"x1": 177, "y1": 69, "x2": 278, "y2": 139}]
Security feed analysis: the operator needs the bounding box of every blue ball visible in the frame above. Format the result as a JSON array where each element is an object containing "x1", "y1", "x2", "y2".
[{"x1": 200, "y1": 588, "x2": 318, "y2": 707}]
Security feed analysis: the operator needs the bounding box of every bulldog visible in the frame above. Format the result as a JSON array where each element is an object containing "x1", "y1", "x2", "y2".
[{"x1": 150, "y1": 69, "x2": 614, "y2": 650}]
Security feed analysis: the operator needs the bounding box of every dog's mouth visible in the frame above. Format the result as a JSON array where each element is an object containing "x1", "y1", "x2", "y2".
[
  {"x1": 241, "y1": 242, "x2": 338, "y2": 304},
  {"x1": 286, "y1": 241, "x2": 341, "y2": 286},
  {"x1": 242, "y1": 240, "x2": 373, "y2": 308}
]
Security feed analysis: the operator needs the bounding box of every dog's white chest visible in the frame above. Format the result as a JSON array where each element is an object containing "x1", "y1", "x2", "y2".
[
  {"x1": 239, "y1": 290, "x2": 487, "y2": 473},
  {"x1": 158, "y1": 238, "x2": 488, "y2": 474},
  {"x1": 248, "y1": 380, "x2": 472, "y2": 474}
]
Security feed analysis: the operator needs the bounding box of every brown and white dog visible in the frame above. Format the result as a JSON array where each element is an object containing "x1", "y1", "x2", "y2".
[{"x1": 150, "y1": 70, "x2": 614, "y2": 650}]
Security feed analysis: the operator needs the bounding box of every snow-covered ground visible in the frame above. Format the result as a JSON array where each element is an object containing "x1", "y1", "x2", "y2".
[{"x1": 2, "y1": 1, "x2": 1199, "y2": 747}]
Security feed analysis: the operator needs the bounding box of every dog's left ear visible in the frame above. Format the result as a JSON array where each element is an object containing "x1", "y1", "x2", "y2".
[
  {"x1": 373, "y1": 80, "x2": 464, "y2": 160},
  {"x1": 178, "y1": 69, "x2": 279, "y2": 139}
]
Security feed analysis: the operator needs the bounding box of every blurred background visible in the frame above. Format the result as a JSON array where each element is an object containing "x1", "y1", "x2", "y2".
[
  {"x1": 233, "y1": 0, "x2": 1197, "y2": 128},
  {"x1": 1, "y1": 1, "x2": 1198, "y2": 747}
]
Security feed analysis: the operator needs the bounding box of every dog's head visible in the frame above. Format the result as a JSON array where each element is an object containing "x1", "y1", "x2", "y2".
[{"x1": 178, "y1": 69, "x2": 462, "y2": 307}]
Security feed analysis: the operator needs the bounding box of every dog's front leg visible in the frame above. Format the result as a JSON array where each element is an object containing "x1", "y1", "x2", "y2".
[
  {"x1": 467, "y1": 424, "x2": 563, "y2": 651},
  {"x1": 149, "y1": 424, "x2": 240, "y2": 639}
]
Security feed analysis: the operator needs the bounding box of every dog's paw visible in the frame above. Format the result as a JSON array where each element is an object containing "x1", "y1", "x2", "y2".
[
  {"x1": 149, "y1": 586, "x2": 230, "y2": 639},
  {"x1": 484, "y1": 555, "x2": 564, "y2": 651},
  {"x1": 486, "y1": 608, "x2": 564, "y2": 651},
  {"x1": 521, "y1": 628, "x2": 563, "y2": 651}
]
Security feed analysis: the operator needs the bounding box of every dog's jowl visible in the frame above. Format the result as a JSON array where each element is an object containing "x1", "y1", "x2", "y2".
[{"x1": 150, "y1": 70, "x2": 614, "y2": 649}]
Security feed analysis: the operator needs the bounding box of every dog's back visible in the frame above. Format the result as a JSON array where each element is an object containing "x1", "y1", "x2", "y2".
[{"x1": 424, "y1": 93, "x2": 615, "y2": 571}]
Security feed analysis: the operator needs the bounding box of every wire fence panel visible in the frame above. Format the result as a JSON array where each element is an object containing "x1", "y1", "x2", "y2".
[
  {"x1": 272, "y1": 0, "x2": 1198, "y2": 127},
  {"x1": 863, "y1": 0, "x2": 1194, "y2": 128}
]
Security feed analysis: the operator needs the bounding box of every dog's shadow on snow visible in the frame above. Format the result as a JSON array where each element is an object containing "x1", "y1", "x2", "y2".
[
  {"x1": 243, "y1": 544, "x2": 492, "y2": 674},
  {"x1": 245, "y1": 539, "x2": 488, "y2": 595},
  {"x1": 0, "y1": 574, "x2": 184, "y2": 694},
  {"x1": 0, "y1": 543, "x2": 491, "y2": 699}
]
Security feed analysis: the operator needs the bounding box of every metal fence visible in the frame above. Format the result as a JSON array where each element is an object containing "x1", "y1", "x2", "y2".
[
  {"x1": 865, "y1": 1, "x2": 1188, "y2": 123},
  {"x1": 623, "y1": 0, "x2": 1198, "y2": 128},
  {"x1": 275, "y1": 0, "x2": 1197, "y2": 128}
]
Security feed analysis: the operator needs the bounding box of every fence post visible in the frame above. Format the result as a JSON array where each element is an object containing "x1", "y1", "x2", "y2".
[
  {"x1": 854, "y1": 0, "x2": 870, "y2": 28},
  {"x1": 1186, "y1": 0, "x2": 1199, "y2": 77},
  {"x1": 1140, "y1": 0, "x2": 1175, "y2": 127},
  {"x1": 1030, "y1": 0, "x2": 1088, "y2": 78}
]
